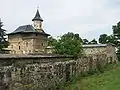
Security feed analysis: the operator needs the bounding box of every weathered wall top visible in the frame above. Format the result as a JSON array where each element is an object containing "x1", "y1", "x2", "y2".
[{"x1": 0, "y1": 54, "x2": 73, "y2": 59}]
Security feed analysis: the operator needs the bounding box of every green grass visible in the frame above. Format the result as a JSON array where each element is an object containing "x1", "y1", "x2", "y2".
[{"x1": 62, "y1": 63, "x2": 120, "y2": 90}]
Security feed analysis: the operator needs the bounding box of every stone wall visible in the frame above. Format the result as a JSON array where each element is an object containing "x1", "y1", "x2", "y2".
[
  {"x1": 7, "y1": 33, "x2": 48, "y2": 54},
  {"x1": 83, "y1": 44, "x2": 117, "y2": 63},
  {"x1": 46, "y1": 44, "x2": 118, "y2": 63},
  {"x1": 0, "y1": 54, "x2": 117, "y2": 90}
]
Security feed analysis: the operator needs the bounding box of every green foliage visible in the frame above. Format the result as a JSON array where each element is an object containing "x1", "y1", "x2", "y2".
[
  {"x1": 0, "y1": 18, "x2": 8, "y2": 53},
  {"x1": 53, "y1": 32, "x2": 83, "y2": 58},
  {"x1": 113, "y1": 22, "x2": 120, "y2": 38},
  {"x1": 0, "y1": 19, "x2": 6, "y2": 43},
  {"x1": 116, "y1": 47, "x2": 120, "y2": 60},
  {"x1": 99, "y1": 34, "x2": 108, "y2": 44},
  {"x1": 60, "y1": 63, "x2": 119, "y2": 90},
  {"x1": 82, "y1": 38, "x2": 98, "y2": 45},
  {"x1": 99, "y1": 34, "x2": 115, "y2": 44},
  {"x1": 112, "y1": 21, "x2": 120, "y2": 59},
  {"x1": 0, "y1": 41, "x2": 9, "y2": 53},
  {"x1": 88, "y1": 39, "x2": 98, "y2": 44},
  {"x1": 82, "y1": 39, "x2": 89, "y2": 44},
  {"x1": 98, "y1": 21, "x2": 120, "y2": 60},
  {"x1": 113, "y1": 22, "x2": 120, "y2": 47},
  {"x1": 48, "y1": 36, "x2": 57, "y2": 46}
]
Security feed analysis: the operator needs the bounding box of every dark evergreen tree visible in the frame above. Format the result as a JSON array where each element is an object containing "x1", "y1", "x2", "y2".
[
  {"x1": 0, "y1": 18, "x2": 8, "y2": 53},
  {"x1": 0, "y1": 18, "x2": 6, "y2": 43}
]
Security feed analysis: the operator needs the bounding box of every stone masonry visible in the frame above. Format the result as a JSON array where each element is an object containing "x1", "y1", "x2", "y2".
[{"x1": 0, "y1": 54, "x2": 117, "y2": 90}]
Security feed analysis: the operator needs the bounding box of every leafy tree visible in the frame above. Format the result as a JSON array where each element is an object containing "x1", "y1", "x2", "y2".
[
  {"x1": 112, "y1": 21, "x2": 120, "y2": 59},
  {"x1": 82, "y1": 39, "x2": 89, "y2": 44},
  {"x1": 107, "y1": 35, "x2": 115, "y2": 44},
  {"x1": 74, "y1": 34, "x2": 83, "y2": 42},
  {"x1": 99, "y1": 34, "x2": 108, "y2": 44},
  {"x1": 88, "y1": 39, "x2": 97, "y2": 44},
  {"x1": 113, "y1": 22, "x2": 120, "y2": 47},
  {"x1": 99, "y1": 34, "x2": 115, "y2": 44},
  {"x1": 53, "y1": 32, "x2": 83, "y2": 58},
  {"x1": 48, "y1": 36, "x2": 57, "y2": 46}
]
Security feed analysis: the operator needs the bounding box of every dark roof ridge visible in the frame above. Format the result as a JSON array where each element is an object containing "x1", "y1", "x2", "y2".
[{"x1": 7, "y1": 24, "x2": 50, "y2": 36}]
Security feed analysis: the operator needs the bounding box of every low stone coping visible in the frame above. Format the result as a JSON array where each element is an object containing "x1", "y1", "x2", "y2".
[{"x1": 0, "y1": 54, "x2": 73, "y2": 59}]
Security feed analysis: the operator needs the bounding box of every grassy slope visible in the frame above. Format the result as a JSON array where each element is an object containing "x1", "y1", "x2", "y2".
[{"x1": 63, "y1": 63, "x2": 120, "y2": 90}]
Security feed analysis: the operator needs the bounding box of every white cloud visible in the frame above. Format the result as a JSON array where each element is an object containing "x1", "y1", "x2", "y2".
[{"x1": 0, "y1": 0, "x2": 120, "y2": 40}]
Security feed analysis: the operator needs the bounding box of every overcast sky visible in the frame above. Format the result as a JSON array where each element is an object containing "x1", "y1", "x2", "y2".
[{"x1": 0, "y1": 0, "x2": 120, "y2": 40}]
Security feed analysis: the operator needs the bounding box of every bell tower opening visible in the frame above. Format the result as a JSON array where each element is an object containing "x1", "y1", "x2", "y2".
[{"x1": 32, "y1": 9, "x2": 43, "y2": 32}]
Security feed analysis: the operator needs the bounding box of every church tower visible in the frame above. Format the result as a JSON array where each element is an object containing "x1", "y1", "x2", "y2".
[{"x1": 32, "y1": 9, "x2": 43, "y2": 32}]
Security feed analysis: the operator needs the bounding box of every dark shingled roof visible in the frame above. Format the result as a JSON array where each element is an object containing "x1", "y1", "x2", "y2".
[
  {"x1": 12, "y1": 25, "x2": 35, "y2": 33},
  {"x1": 8, "y1": 25, "x2": 50, "y2": 36},
  {"x1": 32, "y1": 9, "x2": 43, "y2": 21}
]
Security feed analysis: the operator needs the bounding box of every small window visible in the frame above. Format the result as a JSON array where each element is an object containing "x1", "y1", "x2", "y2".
[
  {"x1": 19, "y1": 46, "x2": 20, "y2": 50},
  {"x1": 42, "y1": 43, "x2": 44, "y2": 46}
]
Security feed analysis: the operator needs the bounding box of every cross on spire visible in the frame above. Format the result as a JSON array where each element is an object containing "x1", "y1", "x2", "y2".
[{"x1": 37, "y1": 6, "x2": 39, "y2": 10}]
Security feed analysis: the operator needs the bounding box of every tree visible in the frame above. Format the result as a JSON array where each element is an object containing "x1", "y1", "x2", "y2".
[
  {"x1": 88, "y1": 39, "x2": 97, "y2": 44},
  {"x1": 0, "y1": 18, "x2": 8, "y2": 53},
  {"x1": 0, "y1": 19, "x2": 6, "y2": 42},
  {"x1": 107, "y1": 35, "x2": 115, "y2": 44},
  {"x1": 113, "y1": 22, "x2": 120, "y2": 47},
  {"x1": 112, "y1": 21, "x2": 120, "y2": 59},
  {"x1": 48, "y1": 36, "x2": 57, "y2": 46},
  {"x1": 99, "y1": 34, "x2": 115, "y2": 44},
  {"x1": 99, "y1": 34, "x2": 108, "y2": 44},
  {"x1": 82, "y1": 39, "x2": 89, "y2": 44},
  {"x1": 53, "y1": 32, "x2": 83, "y2": 58}
]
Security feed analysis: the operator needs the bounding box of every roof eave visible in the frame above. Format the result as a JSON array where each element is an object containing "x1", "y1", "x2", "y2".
[
  {"x1": 7, "y1": 32, "x2": 50, "y2": 36},
  {"x1": 32, "y1": 18, "x2": 43, "y2": 22}
]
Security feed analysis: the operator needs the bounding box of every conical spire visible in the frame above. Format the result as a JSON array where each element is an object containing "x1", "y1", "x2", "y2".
[{"x1": 32, "y1": 9, "x2": 43, "y2": 21}]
